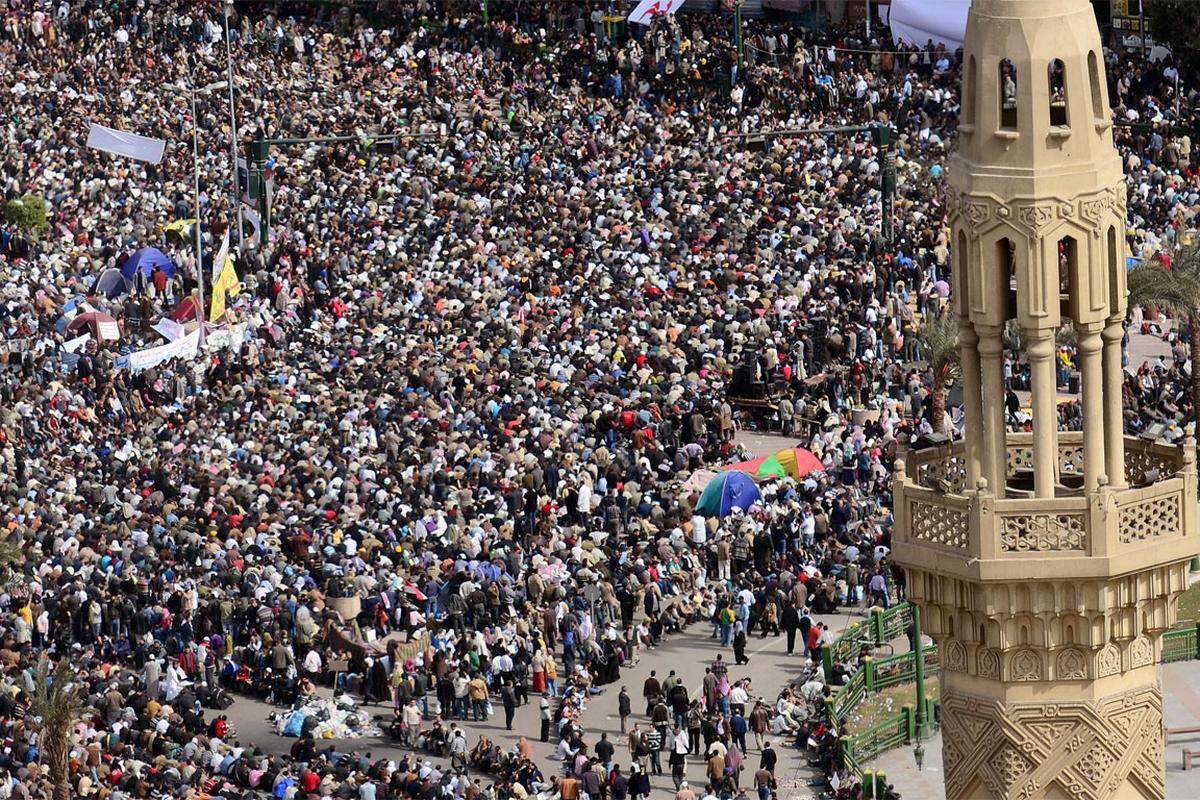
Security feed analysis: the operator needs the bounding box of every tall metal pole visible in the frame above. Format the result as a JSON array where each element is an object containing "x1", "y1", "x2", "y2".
[
  {"x1": 224, "y1": 0, "x2": 244, "y2": 252},
  {"x1": 1138, "y1": 0, "x2": 1147, "y2": 60},
  {"x1": 734, "y1": 1, "x2": 744, "y2": 70},
  {"x1": 190, "y1": 85, "x2": 207, "y2": 343},
  {"x1": 912, "y1": 604, "x2": 928, "y2": 740},
  {"x1": 866, "y1": 0, "x2": 871, "y2": 39}
]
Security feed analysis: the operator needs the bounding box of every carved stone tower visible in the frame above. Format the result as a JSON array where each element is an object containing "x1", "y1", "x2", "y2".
[{"x1": 892, "y1": 1, "x2": 1200, "y2": 798}]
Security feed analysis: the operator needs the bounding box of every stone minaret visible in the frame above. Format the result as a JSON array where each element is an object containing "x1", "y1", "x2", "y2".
[{"x1": 892, "y1": 1, "x2": 1200, "y2": 798}]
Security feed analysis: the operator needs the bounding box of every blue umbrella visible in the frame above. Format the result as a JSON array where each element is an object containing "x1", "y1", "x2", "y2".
[
  {"x1": 697, "y1": 471, "x2": 762, "y2": 518},
  {"x1": 121, "y1": 247, "x2": 177, "y2": 281}
]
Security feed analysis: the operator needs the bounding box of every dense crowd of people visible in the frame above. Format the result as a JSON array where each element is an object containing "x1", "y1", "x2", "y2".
[{"x1": 0, "y1": 0, "x2": 1195, "y2": 798}]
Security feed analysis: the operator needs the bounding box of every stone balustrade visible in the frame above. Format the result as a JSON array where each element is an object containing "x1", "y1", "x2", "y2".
[{"x1": 894, "y1": 435, "x2": 1198, "y2": 580}]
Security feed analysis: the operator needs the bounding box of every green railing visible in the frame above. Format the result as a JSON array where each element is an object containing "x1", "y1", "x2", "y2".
[
  {"x1": 819, "y1": 602, "x2": 940, "y2": 796},
  {"x1": 1162, "y1": 624, "x2": 1200, "y2": 663},
  {"x1": 845, "y1": 706, "x2": 917, "y2": 765},
  {"x1": 830, "y1": 609, "x2": 1200, "y2": 796}
]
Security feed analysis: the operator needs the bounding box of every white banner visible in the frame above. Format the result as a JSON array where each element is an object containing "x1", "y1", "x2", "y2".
[
  {"x1": 153, "y1": 318, "x2": 185, "y2": 342},
  {"x1": 97, "y1": 320, "x2": 121, "y2": 341},
  {"x1": 86, "y1": 123, "x2": 167, "y2": 165},
  {"x1": 889, "y1": 0, "x2": 969, "y2": 50},
  {"x1": 627, "y1": 0, "x2": 685, "y2": 26},
  {"x1": 63, "y1": 333, "x2": 91, "y2": 353},
  {"x1": 121, "y1": 329, "x2": 201, "y2": 371}
]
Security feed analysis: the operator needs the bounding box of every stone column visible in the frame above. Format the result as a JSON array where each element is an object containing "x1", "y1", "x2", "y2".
[
  {"x1": 1026, "y1": 328, "x2": 1058, "y2": 498},
  {"x1": 1102, "y1": 318, "x2": 1127, "y2": 489},
  {"x1": 959, "y1": 319, "x2": 984, "y2": 488},
  {"x1": 1078, "y1": 322, "x2": 1105, "y2": 492},
  {"x1": 977, "y1": 324, "x2": 1006, "y2": 498}
]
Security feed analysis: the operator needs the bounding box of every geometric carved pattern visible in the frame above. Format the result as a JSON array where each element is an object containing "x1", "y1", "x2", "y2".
[
  {"x1": 1118, "y1": 493, "x2": 1182, "y2": 545},
  {"x1": 978, "y1": 648, "x2": 1001, "y2": 679},
  {"x1": 945, "y1": 640, "x2": 968, "y2": 672},
  {"x1": 1095, "y1": 644, "x2": 1121, "y2": 678},
  {"x1": 1123, "y1": 447, "x2": 1179, "y2": 486},
  {"x1": 910, "y1": 498, "x2": 969, "y2": 550},
  {"x1": 1007, "y1": 446, "x2": 1034, "y2": 476},
  {"x1": 1016, "y1": 203, "x2": 1057, "y2": 233},
  {"x1": 916, "y1": 454, "x2": 969, "y2": 494},
  {"x1": 1011, "y1": 648, "x2": 1043, "y2": 681},
  {"x1": 1130, "y1": 637, "x2": 1154, "y2": 668},
  {"x1": 941, "y1": 684, "x2": 1165, "y2": 800},
  {"x1": 1000, "y1": 512, "x2": 1087, "y2": 552},
  {"x1": 1055, "y1": 648, "x2": 1088, "y2": 680},
  {"x1": 964, "y1": 201, "x2": 992, "y2": 227}
]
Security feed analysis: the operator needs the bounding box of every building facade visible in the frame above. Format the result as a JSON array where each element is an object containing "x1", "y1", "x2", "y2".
[{"x1": 892, "y1": 1, "x2": 1199, "y2": 798}]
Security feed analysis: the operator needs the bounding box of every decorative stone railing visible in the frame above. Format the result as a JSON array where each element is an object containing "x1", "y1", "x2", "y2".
[
  {"x1": 905, "y1": 431, "x2": 1187, "y2": 496},
  {"x1": 894, "y1": 435, "x2": 1198, "y2": 580}
]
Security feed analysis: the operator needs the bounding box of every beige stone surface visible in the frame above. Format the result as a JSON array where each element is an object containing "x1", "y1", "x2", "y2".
[{"x1": 892, "y1": 1, "x2": 1200, "y2": 797}]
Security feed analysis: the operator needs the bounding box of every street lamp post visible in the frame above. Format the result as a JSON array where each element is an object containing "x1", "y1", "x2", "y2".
[
  {"x1": 223, "y1": 0, "x2": 244, "y2": 252},
  {"x1": 912, "y1": 603, "x2": 929, "y2": 740}
]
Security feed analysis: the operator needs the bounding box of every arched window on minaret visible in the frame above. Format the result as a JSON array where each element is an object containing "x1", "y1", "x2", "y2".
[
  {"x1": 999, "y1": 59, "x2": 1018, "y2": 130},
  {"x1": 958, "y1": 230, "x2": 970, "y2": 308},
  {"x1": 998, "y1": 237, "x2": 1017, "y2": 320},
  {"x1": 1048, "y1": 59, "x2": 1069, "y2": 128},
  {"x1": 966, "y1": 56, "x2": 978, "y2": 127},
  {"x1": 1058, "y1": 236, "x2": 1078, "y2": 320},
  {"x1": 1107, "y1": 225, "x2": 1120, "y2": 309},
  {"x1": 1087, "y1": 50, "x2": 1105, "y2": 119}
]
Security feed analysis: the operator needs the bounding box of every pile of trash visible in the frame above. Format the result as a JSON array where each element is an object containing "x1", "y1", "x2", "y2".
[{"x1": 275, "y1": 695, "x2": 381, "y2": 740}]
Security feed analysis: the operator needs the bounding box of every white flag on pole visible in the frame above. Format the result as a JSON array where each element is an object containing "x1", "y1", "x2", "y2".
[
  {"x1": 86, "y1": 123, "x2": 167, "y2": 165},
  {"x1": 627, "y1": 0, "x2": 685, "y2": 26},
  {"x1": 211, "y1": 229, "x2": 231, "y2": 282}
]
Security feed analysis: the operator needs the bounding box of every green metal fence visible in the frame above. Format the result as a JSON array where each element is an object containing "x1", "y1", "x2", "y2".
[
  {"x1": 828, "y1": 605, "x2": 1200, "y2": 792},
  {"x1": 1162, "y1": 624, "x2": 1200, "y2": 663},
  {"x1": 844, "y1": 707, "x2": 916, "y2": 765},
  {"x1": 819, "y1": 602, "x2": 940, "y2": 792}
]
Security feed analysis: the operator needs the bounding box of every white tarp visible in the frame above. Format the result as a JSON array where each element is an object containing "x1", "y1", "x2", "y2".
[
  {"x1": 86, "y1": 123, "x2": 167, "y2": 165},
  {"x1": 889, "y1": 0, "x2": 970, "y2": 50},
  {"x1": 628, "y1": 0, "x2": 686, "y2": 26}
]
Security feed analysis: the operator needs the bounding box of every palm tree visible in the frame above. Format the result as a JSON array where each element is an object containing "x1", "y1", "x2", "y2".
[
  {"x1": 915, "y1": 310, "x2": 962, "y2": 434},
  {"x1": 1128, "y1": 241, "x2": 1200, "y2": 430},
  {"x1": 29, "y1": 656, "x2": 84, "y2": 800}
]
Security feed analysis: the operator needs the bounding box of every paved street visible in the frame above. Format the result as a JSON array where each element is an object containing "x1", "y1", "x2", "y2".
[{"x1": 222, "y1": 609, "x2": 868, "y2": 797}]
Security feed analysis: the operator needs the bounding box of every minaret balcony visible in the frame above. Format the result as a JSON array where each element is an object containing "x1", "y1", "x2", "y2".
[{"x1": 894, "y1": 432, "x2": 1198, "y2": 581}]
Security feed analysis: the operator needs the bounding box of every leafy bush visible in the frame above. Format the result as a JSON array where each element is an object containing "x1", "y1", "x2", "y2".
[{"x1": 2, "y1": 194, "x2": 50, "y2": 237}]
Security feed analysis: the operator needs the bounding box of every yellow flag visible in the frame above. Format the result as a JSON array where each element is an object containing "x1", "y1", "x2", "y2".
[
  {"x1": 209, "y1": 255, "x2": 240, "y2": 320},
  {"x1": 163, "y1": 218, "x2": 198, "y2": 236}
]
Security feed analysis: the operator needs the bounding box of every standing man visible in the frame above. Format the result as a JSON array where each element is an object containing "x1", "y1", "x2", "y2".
[
  {"x1": 781, "y1": 602, "x2": 800, "y2": 655},
  {"x1": 642, "y1": 670, "x2": 661, "y2": 716},
  {"x1": 501, "y1": 681, "x2": 517, "y2": 731},
  {"x1": 540, "y1": 692, "x2": 553, "y2": 742},
  {"x1": 760, "y1": 740, "x2": 778, "y2": 777},
  {"x1": 618, "y1": 685, "x2": 632, "y2": 733}
]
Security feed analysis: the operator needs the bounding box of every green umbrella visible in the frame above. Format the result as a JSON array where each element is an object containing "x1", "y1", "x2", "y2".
[{"x1": 755, "y1": 454, "x2": 789, "y2": 479}]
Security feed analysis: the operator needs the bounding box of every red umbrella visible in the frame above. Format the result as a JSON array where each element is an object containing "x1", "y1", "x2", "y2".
[
  {"x1": 65, "y1": 311, "x2": 120, "y2": 341},
  {"x1": 720, "y1": 456, "x2": 769, "y2": 474}
]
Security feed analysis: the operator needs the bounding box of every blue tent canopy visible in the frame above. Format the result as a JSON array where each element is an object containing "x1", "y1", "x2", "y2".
[
  {"x1": 92, "y1": 268, "x2": 129, "y2": 299},
  {"x1": 121, "y1": 247, "x2": 177, "y2": 280},
  {"x1": 697, "y1": 471, "x2": 762, "y2": 518}
]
